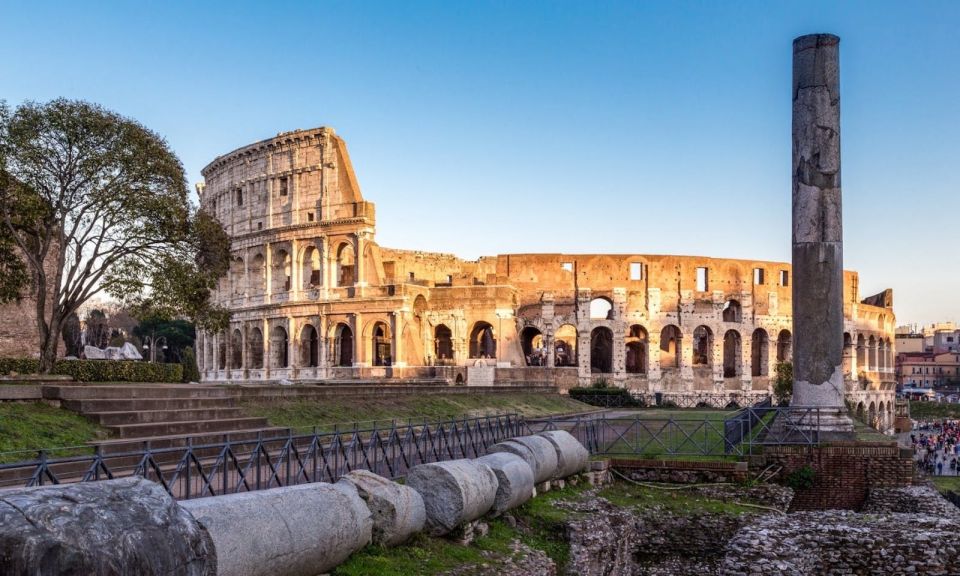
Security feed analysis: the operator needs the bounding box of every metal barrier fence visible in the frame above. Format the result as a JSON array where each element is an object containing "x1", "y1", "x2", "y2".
[
  {"x1": 0, "y1": 407, "x2": 822, "y2": 498},
  {"x1": 522, "y1": 405, "x2": 820, "y2": 458},
  {"x1": 0, "y1": 414, "x2": 523, "y2": 500}
]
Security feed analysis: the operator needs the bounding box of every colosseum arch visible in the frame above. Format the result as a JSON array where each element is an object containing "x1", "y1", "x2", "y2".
[
  {"x1": 856, "y1": 401, "x2": 865, "y2": 422},
  {"x1": 776, "y1": 330, "x2": 792, "y2": 363},
  {"x1": 230, "y1": 257, "x2": 245, "y2": 295},
  {"x1": 692, "y1": 325, "x2": 713, "y2": 366},
  {"x1": 369, "y1": 321, "x2": 392, "y2": 366},
  {"x1": 249, "y1": 253, "x2": 266, "y2": 295},
  {"x1": 335, "y1": 242, "x2": 355, "y2": 287},
  {"x1": 868, "y1": 401, "x2": 877, "y2": 428},
  {"x1": 270, "y1": 325, "x2": 289, "y2": 368},
  {"x1": 625, "y1": 325, "x2": 648, "y2": 375},
  {"x1": 520, "y1": 326, "x2": 544, "y2": 366},
  {"x1": 867, "y1": 335, "x2": 877, "y2": 372},
  {"x1": 469, "y1": 321, "x2": 496, "y2": 359},
  {"x1": 842, "y1": 332, "x2": 853, "y2": 379},
  {"x1": 877, "y1": 339, "x2": 887, "y2": 373},
  {"x1": 555, "y1": 324, "x2": 578, "y2": 367},
  {"x1": 218, "y1": 336, "x2": 227, "y2": 370},
  {"x1": 723, "y1": 330, "x2": 742, "y2": 378},
  {"x1": 231, "y1": 328, "x2": 243, "y2": 369},
  {"x1": 362, "y1": 243, "x2": 379, "y2": 285},
  {"x1": 722, "y1": 300, "x2": 742, "y2": 323},
  {"x1": 434, "y1": 324, "x2": 453, "y2": 363},
  {"x1": 589, "y1": 297, "x2": 613, "y2": 320},
  {"x1": 270, "y1": 248, "x2": 293, "y2": 294},
  {"x1": 300, "y1": 324, "x2": 319, "y2": 367},
  {"x1": 856, "y1": 334, "x2": 866, "y2": 371},
  {"x1": 332, "y1": 323, "x2": 353, "y2": 367},
  {"x1": 751, "y1": 328, "x2": 769, "y2": 377},
  {"x1": 302, "y1": 246, "x2": 322, "y2": 289},
  {"x1": 590, "y1": 327, "x2": 613, "y2": 373},
  {"x1": 248, "y1": 327, "x2": 264, "y2": 369},
  {"x1": 660, "y1": 325, "x2": 682, "y2": 369}
]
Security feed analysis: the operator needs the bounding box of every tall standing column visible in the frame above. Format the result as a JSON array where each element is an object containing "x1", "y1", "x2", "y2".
[{"x1": 791, "y1": 34, "x2": 851, "y2": 429}]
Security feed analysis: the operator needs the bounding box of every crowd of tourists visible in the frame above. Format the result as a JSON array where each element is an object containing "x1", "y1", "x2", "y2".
[{"x1": 911, "y1": 419, "x2": 960, "y2": 476}]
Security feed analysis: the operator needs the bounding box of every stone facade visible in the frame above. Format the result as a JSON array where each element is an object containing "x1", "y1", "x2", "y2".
[{"x1": 196, "y1": 127, "x2": 896, "y2": 427}]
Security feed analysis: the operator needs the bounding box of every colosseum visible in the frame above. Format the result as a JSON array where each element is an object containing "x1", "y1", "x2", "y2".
[{"x1": 196, "y1": 127, "x2": 897, "y2": 427}]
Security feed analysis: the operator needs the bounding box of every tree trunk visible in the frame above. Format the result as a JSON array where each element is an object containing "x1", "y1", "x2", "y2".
[{"x1": 37, "y1": 317, "x2": 61, "y2": 374}]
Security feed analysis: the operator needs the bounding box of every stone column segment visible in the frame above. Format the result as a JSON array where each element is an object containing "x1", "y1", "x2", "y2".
[{"x1": 791, "y1": 33, "x2": 848, "y2": 418}]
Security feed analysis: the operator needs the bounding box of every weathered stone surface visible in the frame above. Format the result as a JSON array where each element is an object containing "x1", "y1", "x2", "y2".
[
  {"x1": 476, "y1": 452, "x2": 535, "y2": 514},
  {"x1": 791, "y1": 33, "x2": 849, "y2": 421},
  {"x1": 537, "y1": 430, "x2": 589, "y2": 478},
  {"x1": 721, "y1": 509, "x2": 960, "y2": 575},
  {"x1": 405, "y1": 459, "x2": 498, "y2": 535},
  {"x1": 489, "y1": 436, "x2": 558, "y2": 484},
  {"x1": 180, "y1": 482, "x2": 371, "y2": 576},
  {"x1": 0, "y1": 477, "x2": 212, "y2": 576},
  {"x1": 338, "y1": 469, "x2": 426, "y2": 546}
]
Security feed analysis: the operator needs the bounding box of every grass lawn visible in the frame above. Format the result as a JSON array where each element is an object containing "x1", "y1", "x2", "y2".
[
  {"x1": 599, "y1": 409, "x2": 738, "y2": 460},
  {"x1": 0, "y1": 402, "x2": 110, "y2": 463},
  {"x1": 931, "y1": 476, "x2": 960, "y2": 494},
  {"x1": 242, "y1": 392, "x2": 594, "y2": 432}
]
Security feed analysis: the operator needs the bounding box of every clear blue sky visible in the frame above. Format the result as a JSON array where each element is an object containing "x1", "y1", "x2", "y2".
[{"x1": 2, "y1": 1, "x2": 957, "y2": 327}]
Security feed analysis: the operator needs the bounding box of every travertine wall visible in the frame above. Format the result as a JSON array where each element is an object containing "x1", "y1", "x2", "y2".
[{"x1": 197, "y1": 127, "x2": 896, "y2": 419}]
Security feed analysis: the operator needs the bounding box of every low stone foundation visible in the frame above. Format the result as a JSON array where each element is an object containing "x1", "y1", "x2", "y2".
[{"x1": 612, "y1": 459, "x2": 750, "y2": 484}]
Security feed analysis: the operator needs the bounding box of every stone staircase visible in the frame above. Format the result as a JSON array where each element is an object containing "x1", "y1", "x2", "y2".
[{"x1": 48, "y1": 384, "x2": 284, "y2": 450}]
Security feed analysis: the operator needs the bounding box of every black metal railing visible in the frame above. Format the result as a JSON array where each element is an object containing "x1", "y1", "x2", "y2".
[
  {"x1": 0, "y1": 407, "x2": 823, "y2": 498},
  {"x1": 0, "y1": 414, "x2": 522, "y2": 500}
]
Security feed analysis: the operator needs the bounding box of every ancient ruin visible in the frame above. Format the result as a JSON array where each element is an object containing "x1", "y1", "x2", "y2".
[
  {"x1": 195, "y1": 126, "x2": 896, "y2": 424},
  {"x1": 791, "y1": 33, "x2": 852, "y2": 430}
]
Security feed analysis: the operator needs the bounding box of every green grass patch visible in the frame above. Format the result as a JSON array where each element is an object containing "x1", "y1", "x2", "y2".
[
  {"x1": 0, "y1": 402, "x2": 110, "y2": 463},
  {"x1": 931, "y1": 476, "x2": 960, "y2": 495},
  {"x1": 242, "y1": 392, "x2": 592, "y2": 432},
  {"x1": 597, "y1": 482, "x2": 757, "y2": 515},
  {"x1": 599, "y1": 409, "x2": 738, "y2": 460}
]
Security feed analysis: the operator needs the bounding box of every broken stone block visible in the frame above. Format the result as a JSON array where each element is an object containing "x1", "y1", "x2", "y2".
[
  {"x1": 405, "y1": 459, "x2": 498, "y2": 536},
  {"x1": 338, "y1": 469, "x2": 426, "y2": 546}
]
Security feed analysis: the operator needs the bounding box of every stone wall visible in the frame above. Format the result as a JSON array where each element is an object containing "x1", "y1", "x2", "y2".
[{"x1": 759, "y1": 441, "x2": 915, "y2": 511}]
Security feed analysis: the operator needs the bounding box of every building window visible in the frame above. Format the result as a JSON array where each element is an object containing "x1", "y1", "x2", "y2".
[
  {"x1": 446, "y1": 274, "x2": 453, "y2": 284},
  {"x1": 780, "y1": 270, "x2": 790, "y2": 287},
  {"x1": 279, "y1": 177, "x2": 288, "y2": 196},
  {"x1": 409, "y1": 272, "x2": 415, "y2": 281},
  {"x1": 257, "y1": 222, "x2": 263, "y2": 230},
  {"x1": 753, "y1": 268, "x2": 765, "y2": 285},
  {"x1": 236, "y1": 188, "x2": 243, "y2": 206},
  {"x1": 561, "y1": 262, "x2": 573, "y2": 272},
  {"x1": 696, "y1": 267, "x2": 709, "y2": 292},
  {"x1": 630, "y1": 262, "x2": 643, "y2": 281},
  {"x1": 307, "y1": 212, "x2": 315, "y2": 222}
]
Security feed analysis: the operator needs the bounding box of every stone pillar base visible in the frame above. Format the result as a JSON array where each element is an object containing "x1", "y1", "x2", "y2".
[{"x1": 792, "y1": 409, "x2": 854, "y2": 434}]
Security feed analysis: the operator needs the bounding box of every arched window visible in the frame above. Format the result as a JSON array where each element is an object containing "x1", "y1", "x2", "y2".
[
  {"x1": 469, "y1": 322, "x2": 496, "y2": 359},
  {"x1": 435, "y1": 325, "x2": 453, "y2": 361},
  {"x1": 625, "y1": 325, "x2": 648, "y2": 375},
  {"x1": 335, "y1": 243, "x2": 355, "y2": 287},
  {"x1": 868, "y1": 336, "x2": 877, "y2": 371},
  {"x1": 217, "y1": 335, "x2": 227, "y2": 370},
  {"x1": 693, "y1": 326, "x2": 713, "y2": 366},
  {"x1": 302, "y1": 246, "x2": 322, "y2": 289},
  {"x1": 372, "y1": 322, "x2": 392, "y2": 366},
  {"x1": 842, "y1": 333, "x2": 853, "y2": 380},
  {"x1": 751, "y1": 329, "x2": 769, "y2": 377},
  {"x1": 273, "y1": 249, "x2": 292, "y2": 293},
  {"x1": 589, "y1": 298, "x2": 613, "y2": 320},
  {"x1": 249, "y1": 254, "x2": 266, "y2": 295},
  {"x1": 301, "y1": 324, "x2": 319, "y2": 367},
  {"x1": 334, "y1": 323, "x2": 353, "y2": 367},
  {"x1": 856, "y1": 334, "x2": 866, "y2": 370},
  {"x1": 270, "y1": 326, "x2": 288, "y2": 368},
  {"x1": 722, "y1": 300, "x2": 742, "y2": 323},
  {"x1": 590, "y1": 327, "x2": 613, "y2": 373},
  {"x1": 248, "y1": 327, "x2": 264, "y2": 369},
  {"x1": 723, "y1": 330, "x2": 741, "y2": 378},
  {"x1": 660, "y1": 325, "x2": 682, "y2": 369},
  {"x1": 776, "y1": 330, "x2": 792, "y2": 363},
  {"x1": 555, "y1": 325, "x2": 578, "y2": 367},
  {"x1": 520, "y1": 327, "x2": 545, "y2": 366},
  {"x1": 231, "y1": 328, "x2": 243, "y2": 369}
]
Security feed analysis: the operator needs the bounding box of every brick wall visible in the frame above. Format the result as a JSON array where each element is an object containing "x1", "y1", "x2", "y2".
[{"x1": 759, "y1": 441, "x2": 915, "y2": 511}]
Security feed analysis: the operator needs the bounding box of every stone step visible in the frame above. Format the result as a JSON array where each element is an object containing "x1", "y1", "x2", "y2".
[
  {"x1": 86, "y1": 408, "x2": 247, "y2": 426},
  {"x1": 62, "y1": 397, "x2": 239, "y2": 413},
  {"x1": 46, "y1": 385, "x2": 236, "y2": 401},
  {"x1": 108, "y1": 417, "x2": 273, "y2": 439}
]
